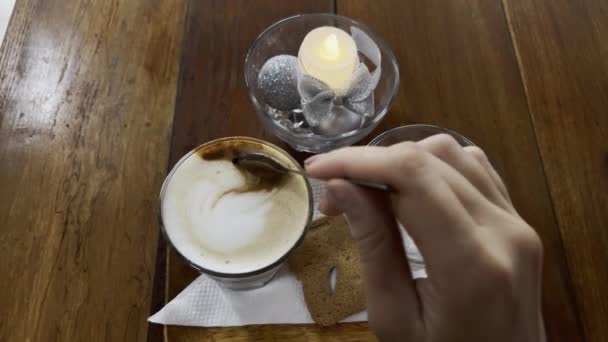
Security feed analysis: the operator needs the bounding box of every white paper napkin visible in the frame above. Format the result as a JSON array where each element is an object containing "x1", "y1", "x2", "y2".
[
  {"x1": 0, "y1": 0, "x2": 16, "y2": 45},
  {"x1": 149, "y1": 179, "x2": 426, "y2": 327}
]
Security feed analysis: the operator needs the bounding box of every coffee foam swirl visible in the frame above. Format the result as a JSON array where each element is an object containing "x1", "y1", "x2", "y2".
[{"x1": 161, "y1": 141, "x2": 310, "y2": 274}]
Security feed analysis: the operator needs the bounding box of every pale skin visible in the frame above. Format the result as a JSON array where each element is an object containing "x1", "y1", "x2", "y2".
[{"x1": 304, "y1": 134, "x2": 546, "y2": 342}]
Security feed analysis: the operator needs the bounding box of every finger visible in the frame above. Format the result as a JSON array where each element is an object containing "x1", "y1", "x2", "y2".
[
  {"x1": 417, "y1": 134, "x2": 512, "y2": 211},
  {"x1": 319, "y1": 186, "x2": 342, "y2": 216},
  {"x1": 306, "y1": 144, "x2": 491, "y2": 222},
  {"x1": 324, "y1": 179, "x2": 423, "y2": 334},
  {"x1": 306, "y1": 145, "x2": 409, "y2": 188},
  {"x1": 306, "y1": 145, "x2": 484, "y2": 276},
  {"x1": 464, "y1": 146, "x2": 513, "y2": 206}
]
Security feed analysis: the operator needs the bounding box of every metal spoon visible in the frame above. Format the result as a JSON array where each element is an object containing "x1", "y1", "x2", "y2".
[{"x1": 233, "y1": 152, "x2": 391, "y2": 192}]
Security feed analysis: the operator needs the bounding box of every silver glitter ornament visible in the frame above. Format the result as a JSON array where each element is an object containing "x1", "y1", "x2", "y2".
[{"x1": 257, "y1": 55, "x2": 300, "y2": 111}]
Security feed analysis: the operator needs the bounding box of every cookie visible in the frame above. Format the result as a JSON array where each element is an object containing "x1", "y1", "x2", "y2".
[{"x1": 290, "y1": 215, "x2": 366, "y2": 326}]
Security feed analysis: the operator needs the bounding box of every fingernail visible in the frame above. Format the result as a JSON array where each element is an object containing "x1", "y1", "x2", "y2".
[{"x1": 304, "y1": 154, "x2": 322, "y2": 166}]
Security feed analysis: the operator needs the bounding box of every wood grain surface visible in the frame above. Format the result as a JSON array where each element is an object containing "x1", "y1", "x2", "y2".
[
  {"x1": 156, "y1": 0, "x2": 378, "y2": 341},
  {"x1": 339, "y1": 1, "x2": 584, "y2": 341},
  {"x1": 1, "y1": 0, "x2": 606, "y2": 341},
  {"x1": 0, "y1": 0, "x2": 186, "y2": 341},
  {"x1": 158, "y1": 0, "x2": 584, "y2": 341},
  {"x1": 502, "y1": 0, "x2": 608, "y2": 340}
]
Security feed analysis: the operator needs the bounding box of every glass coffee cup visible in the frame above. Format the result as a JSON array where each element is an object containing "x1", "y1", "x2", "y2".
[{"x1": 159, "y1": 136, "x2": 313, "y2": 290}]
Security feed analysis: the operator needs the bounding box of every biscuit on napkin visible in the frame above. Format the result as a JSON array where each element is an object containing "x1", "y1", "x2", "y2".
[{"x1": 290, "y1": 215, "x2": 366, "y2": 326}]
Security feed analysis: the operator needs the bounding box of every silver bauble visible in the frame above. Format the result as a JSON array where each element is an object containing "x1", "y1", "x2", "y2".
[{"x1": 257, "y1": 55, "x2": 300, "y2": 111}]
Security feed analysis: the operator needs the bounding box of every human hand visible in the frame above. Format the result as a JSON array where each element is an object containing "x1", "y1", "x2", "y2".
[{"x1": 305, "y1": 134, "x2": 545, "y2": 342}]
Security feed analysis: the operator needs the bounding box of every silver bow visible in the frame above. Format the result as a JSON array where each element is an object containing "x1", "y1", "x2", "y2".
[{"x1": 296, "y1": 27, "x2": 382, "y2": 136}]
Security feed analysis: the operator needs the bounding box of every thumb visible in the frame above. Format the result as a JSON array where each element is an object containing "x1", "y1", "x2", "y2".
[{"x1": 322, "y1": 179, "x2": 422, "y2": 335}]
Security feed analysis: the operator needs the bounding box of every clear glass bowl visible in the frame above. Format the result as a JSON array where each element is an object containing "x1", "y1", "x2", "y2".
[{"x1": 245, "y1": 14, "x2": 399, "y2": 153}]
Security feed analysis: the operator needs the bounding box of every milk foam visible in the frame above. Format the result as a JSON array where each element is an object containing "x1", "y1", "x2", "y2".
[{"x1": 161, "y1": 146, "x2": 310, "y2": 274}]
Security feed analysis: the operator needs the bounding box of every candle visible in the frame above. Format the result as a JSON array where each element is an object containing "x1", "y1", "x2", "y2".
[{"x1": 298, "y1": 27, "x2": 358, "y2": 92}]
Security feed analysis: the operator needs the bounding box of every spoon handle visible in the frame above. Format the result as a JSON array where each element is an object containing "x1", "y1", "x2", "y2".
[
  {"x1": 289, "y1": 169, "x2": 392, "y2": 192},
  {"x1": 344, "y1": 178, "x2": 392, "y2": 192}
]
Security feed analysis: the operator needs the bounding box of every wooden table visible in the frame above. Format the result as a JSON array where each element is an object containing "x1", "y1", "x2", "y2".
[{"x1": 0, "y1": 0, "x2": 606, "y2": 341}]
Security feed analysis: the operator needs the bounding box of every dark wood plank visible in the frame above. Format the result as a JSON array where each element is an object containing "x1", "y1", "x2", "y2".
[
  {"x1": 164, "y1": 323, "x2": 373, "y2": 342},
  {"x1": 338, "y1": 0, "x2": 583, "y2": 340},
  {"x1": 159, "y1": 0, "x2": 377, "y2": 341},
  {"x1": 501, "y1": 0, "x2": 608, "y2": 340},
  {"x1": 0, "y1": 0, "x2": 186, "y2": 341},
  {"x1": 166, "y1": 0, "x2": 327, "y2": 164}
]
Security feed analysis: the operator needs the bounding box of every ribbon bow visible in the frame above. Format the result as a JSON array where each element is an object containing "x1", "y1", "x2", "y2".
[{"x1": 296, "y1": 27, "x2": 382, "y2": 135}]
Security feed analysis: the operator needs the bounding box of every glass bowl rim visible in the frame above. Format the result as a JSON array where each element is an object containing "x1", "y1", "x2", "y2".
[{"x1": 369, "y1": 124, "x2": 476, "y2": 146}]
